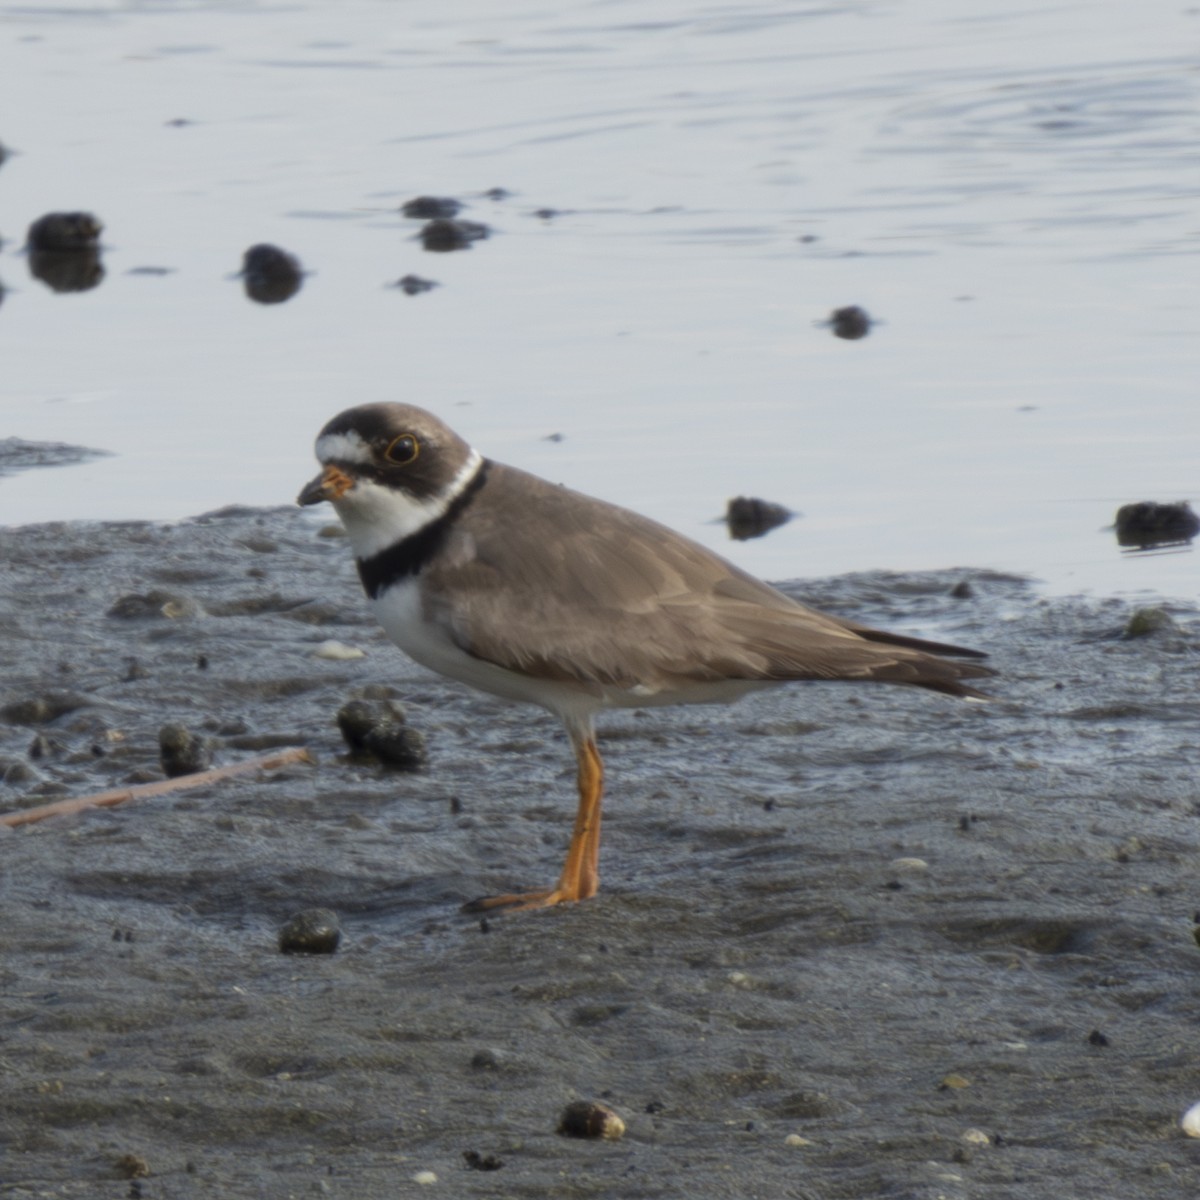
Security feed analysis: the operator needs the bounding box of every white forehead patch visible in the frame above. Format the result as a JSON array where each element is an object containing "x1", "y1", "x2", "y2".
[{"x1": 315, "y1": 430, "x2": 372, "y2": 466}]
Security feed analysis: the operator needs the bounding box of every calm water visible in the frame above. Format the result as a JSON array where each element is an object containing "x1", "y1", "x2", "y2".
[{"x1": 1, "y1": 0, "x2": 1198, "y2": 598}]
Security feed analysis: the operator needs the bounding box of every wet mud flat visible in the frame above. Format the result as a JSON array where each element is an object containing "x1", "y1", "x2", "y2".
[{"x1": 2, "y1": 507, "x2": 1200, "y2": 1199}]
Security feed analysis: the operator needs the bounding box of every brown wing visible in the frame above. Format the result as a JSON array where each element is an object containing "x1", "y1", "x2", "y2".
[{"x1": 420, "y1": 463, "x2": 992, "y2": 697}]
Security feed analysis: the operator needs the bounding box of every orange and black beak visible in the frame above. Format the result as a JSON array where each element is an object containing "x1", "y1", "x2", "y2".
[{"x1": 297, "y1": 464, "x2": 355, "y2": 507}]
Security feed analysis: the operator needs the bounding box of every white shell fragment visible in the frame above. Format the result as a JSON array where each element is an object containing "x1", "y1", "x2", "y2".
[
  {"x1": 962, "y1": 1128, "x2": 991, "y2": 1146},
  {"x1": 1181, "y1": 1100, "x2": 1200, "y2": 1137},
  {"x1": 412, "y1": 1169, "x2": 438, "y2": 1184},
  {"x1": 313, "y1": 640, "x2": 366, "y2": 660}
]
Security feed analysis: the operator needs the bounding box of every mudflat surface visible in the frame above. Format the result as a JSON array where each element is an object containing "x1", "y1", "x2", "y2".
[{"x1": 3, "y1": 506, "x2": 1200, "y2": 1198}]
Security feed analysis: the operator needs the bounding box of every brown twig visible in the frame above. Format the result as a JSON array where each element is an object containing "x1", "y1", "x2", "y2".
[{"x1": 0, "y1": 746, "x2": 313, "y2": 828}]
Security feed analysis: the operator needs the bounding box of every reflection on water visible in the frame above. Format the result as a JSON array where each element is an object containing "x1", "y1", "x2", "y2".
[{"x1": 0, "y1": 0, "x2": 1197, "y2": 600}]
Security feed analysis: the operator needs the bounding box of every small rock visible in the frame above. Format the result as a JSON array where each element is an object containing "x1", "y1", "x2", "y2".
[
  {"x1": 2, "y1": 693, "x2": 90, "y2": 725},
  {"x1": 1121, "y1": 607, "x2": 1175, "y2": 639},
  {"x1": 393, "y1": 274, "x2": 439, "y2": 295},
  {"x1": 469, "y1": 1048, "x2": 503, "y2": 1070},
  {"x1": 949, "y1": 580, "x2": 974, "y2": 599},
  {"x1": 1114, "y1": 500, "x2": 1199, "y2": 550},
  {"x1": 158, "y1": 724, "x2": 212, "y2": 778},
  {"x1": 825, "y1": 305, "x2": 873, "y2": 340},
  {"x1": 462, "y1": 1150, "x2": 504, "y2": 1171},
  {"x1": 962, "y1": 1128, "x2": 991, "y2": 1146},
  {"x1": 1087, "y1": 1029, "x2": 1109, "y2": 1047},
  {"x1": 402, "y1": 196, "x2": 462, "y2": 219},
  {"x1": 278, "y1": 908, "x2": 341, "y2": 955},
  {"x1": 726, "y1": 496, "x2": 794, "y2": 541},
  {"x1": 27, "y1": 211, "x2": 103, "y2": 252},
  {"x1": 313, "y1": 640, "x2": 366, "y2": 661},
  {"x1": 108, "y1": 591, "x2": 198, "y2": 620},
  {"x1": 557, "y1": 1100, "x2": 626, "y2": 1141},
  {"x1": 784, "y1": 1133, "x2": 814, "y2": 1147},
  {"x1": 336, "y1": 699, "x2": 427, "y2": 770},
  {"x1": 1182, "y1": 1100, "x2": 1200, "y2": 1137},
  {"x1": 940, "y1": 1073, "x2": 971, "y2": 1090},
  {"x1": 482, "y1": 186, "x2": 512, "y2": 201},
  {"x1": 115, "y1": 1154, "x2": 151, "y2": 1179},
  {"x1": 419, "y1": 218, "x2": 490, "y2": 252},
  {"x1": 411, "y1": 1170, "x2": 438, "y2": 1185},
  {"x1": 238, "y1": 243, "x2": 304, "y2": 305}
]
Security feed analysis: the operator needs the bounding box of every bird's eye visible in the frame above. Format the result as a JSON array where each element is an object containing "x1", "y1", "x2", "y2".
[{"x1": 384, "y1": 434, "x2": 419, "y2": 465}]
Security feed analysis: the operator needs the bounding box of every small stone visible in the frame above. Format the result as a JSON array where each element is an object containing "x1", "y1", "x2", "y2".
[
  {"x1": 557, "y1": 1100, "x2": 626, "y2": 1141},
  {"x1": 1087, "y1": 1029, "x2": 1110, "y2": 1047},
  {"x1": 402, "y1": 196, "x2": 462, "y2": 219},
  {"x1": 1122, "y1": 607, "x2": 1175, "y2": 639},
  {"x1": 949, "y1": 580, "x2": 974, "y2": 599},
  {"x1": 336, "y1": 699, "x2": 427, "y2": 769},
  {"x1": 725, "y1": 496, "x2": 794, "y2": 542},
  {"x1": 462, "y1": 1150, "x2": 505, "y2": 1171},
  {"x1": 313, "y1": 640, "x2": 366, "y2": 661},
  {"x1": 962, "y1": 1128, "x2": 990, "y2": 1146},
  {"x1": 826, "y1": 305, "x2": 873, "y2": 340},
  {"x1": 940, "y1": 1073, "x2": 971, "y2": 1090},
  {"x1": 27, "y1": 211, "x2": 103, "y2": 252},
  {"x1": 784, "y1": 1134, "x2": 814, "y2": 1147},
  {"x1": 470, "y1": 1048, "x2": 502, "y2": 1070},
  {"x1": 394, "y1": 273, "x2": 439, "y2": 295},
  {"x1": 1114, "y1": 500, "x2": 1199, "y2": 550},
  {"x1": 108, "y1": 591, "x2": 198, "y2": 620},
  {"x1": 419, "y1": 218, "x2": 489, "y2": 252},
  {"x1": 115, "y1": 1154, "x2": 150, "y2": 1179},
  {"x1": 159, "y1": 724, "x2": 212, "y2": 778},
  {"x1": 412, "y1": 1170, "x2": 438, "y2": 1185},
  {"x1": 238, "y1": 243, "x2": 304, "y2": 305},
  {"x1": 890, "y1": 857, "x2": 929, "y2": 873},
  {"x1": 278, "y1": 908, "x2": 341, "y2": 955},
  {"x1": 1182, "y1": 1100, "x2": 1200, "y2": 1137}
]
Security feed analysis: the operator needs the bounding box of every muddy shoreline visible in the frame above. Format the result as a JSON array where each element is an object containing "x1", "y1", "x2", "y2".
[{"x1": 3, "y1": 505, "x2": 1200, "y2": 1198}]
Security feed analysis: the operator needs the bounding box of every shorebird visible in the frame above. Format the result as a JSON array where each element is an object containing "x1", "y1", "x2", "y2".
[{"x1": 299, "y1": 403, "x2": 991, "y2": 911}]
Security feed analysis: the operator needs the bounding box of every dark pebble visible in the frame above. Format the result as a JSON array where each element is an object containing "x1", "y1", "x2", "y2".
[
  {"x1": 27, "y1": 734, "x2": 56, "y2": 759},
  {"x1": 393, "y1": 274, "x2": 439, "y2": 295},
  {"x1": 336, "y1": 699, "x2": 428, "y2": 770},
  {"x1": 401, "y1": 196, "x2": 462, "y2": 219},
  {"x1": 726, "y1": 496, "x2": 794, "y2": 541},
  {"x1": 1087, "y1": 1029, "x2": 1110, "y2": 1046},
  {"x1": 482, "y1": 187, "x2": 511, "y2": 201},
  {"x1": 26, "y1": 212, "x2": 103, "y2": 252},
  {"x1": 557, "y1": 1100, "x2": 626, "y2": 1141},
  {"x1": 2, "y1": 693, "x2": 90, "y2": 725},
  {"x1": 949, "y1": 580, "x2": 974, "y2": 599},
  {"x1": 238, "y1": 243, "x2": 304, "y2": 305},
  {"x1": 1114, "y1": 500, "x2": 1200, "y2": 550},
  {"x1": 462, "y1": 1150, "x2": 505, "y2": 1171},
  {"x1": 158, "y1": 723, "x2": 213, "y2": 778},
  {"x1": 1121, "y1": 607, "x2": 1175, "y2": 639},
  {"x1": 279, "y1": 908, "x2": 341, "y2": 955},
  {"x1": 419, "y1": 218, "x2": 489, "y2": 252},
  {"x1": 108, "y1": 591, "x2": 196, "y2": 620},
  {"x1": 826, "y1": 305, "x2": 873, "y2": 340}
]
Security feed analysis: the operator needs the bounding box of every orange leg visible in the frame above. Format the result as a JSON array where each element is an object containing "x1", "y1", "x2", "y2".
[{"x1": 462, "y1": 733, "x2": 605, "y2": 913}]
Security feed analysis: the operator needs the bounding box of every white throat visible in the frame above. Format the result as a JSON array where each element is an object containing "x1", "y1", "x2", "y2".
[{"x1": 332, "y1": 447, "x2": 483, "y2": 560}]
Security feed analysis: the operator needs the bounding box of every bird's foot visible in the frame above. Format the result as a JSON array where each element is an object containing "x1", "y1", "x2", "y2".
[{"x1": 461, "y1": 886, "x2": 584, "y2": 914}]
